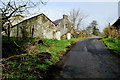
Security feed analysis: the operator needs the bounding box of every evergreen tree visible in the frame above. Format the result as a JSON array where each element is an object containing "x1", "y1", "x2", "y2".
[{"x1": 88, "y1": 20, "x2": 100, "y2": 36}]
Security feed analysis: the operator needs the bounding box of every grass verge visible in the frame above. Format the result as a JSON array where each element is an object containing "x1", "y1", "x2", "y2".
[
  {"x1": 2, "y1": 36, "x2": 86, "y2": 79},
  {"x1": 101, "y1": 38, "x2": 120, "y2": 55}
]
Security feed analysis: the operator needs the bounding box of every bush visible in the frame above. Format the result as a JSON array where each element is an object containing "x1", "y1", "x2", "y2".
[{"x1": 71, "y1": 33, "x2": 80, "y2": 38}]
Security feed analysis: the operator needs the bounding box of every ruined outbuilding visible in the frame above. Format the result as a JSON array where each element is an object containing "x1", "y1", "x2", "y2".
[{"x1": 8, "y1": 13, "x2": 72, "y2": 40}]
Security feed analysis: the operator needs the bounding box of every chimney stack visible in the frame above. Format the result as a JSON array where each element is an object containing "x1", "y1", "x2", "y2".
[
  {"x1": 108, "y1": 23, "x2": 110, "y2": 26},
  {"x1": 63, "y1": 14, "x2": 68, "y2": 19}
]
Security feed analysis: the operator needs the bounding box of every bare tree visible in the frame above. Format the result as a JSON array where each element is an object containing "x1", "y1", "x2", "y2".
[
  {"x1": 68, "y1": 9, "x2": 87, "y2": 30},
  {"x1": 0, "y1": 0, "x2": 46, "y2": 40}
]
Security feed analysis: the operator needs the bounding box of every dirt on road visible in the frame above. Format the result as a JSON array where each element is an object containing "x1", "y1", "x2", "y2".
[{"x1": 45, "y1": 38, "x2": 120, "y2": 79}]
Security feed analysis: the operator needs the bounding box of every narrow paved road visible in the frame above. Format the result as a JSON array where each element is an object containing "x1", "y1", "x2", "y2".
[{"x1": 52, "y1": 38, "x2": 120, "y2": 78}]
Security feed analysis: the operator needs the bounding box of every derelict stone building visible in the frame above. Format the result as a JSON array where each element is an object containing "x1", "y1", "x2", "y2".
[
  {"x1": 6, "y1": 13, "x2": 72, "y2": 40},
  {"x1": 10, "y1": 13, "x2": 57, "y2": 39}
]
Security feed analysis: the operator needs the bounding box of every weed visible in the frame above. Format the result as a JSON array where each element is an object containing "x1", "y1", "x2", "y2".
[{"x1": 2, "y1": 36, "x2": 86, "y2": 79}]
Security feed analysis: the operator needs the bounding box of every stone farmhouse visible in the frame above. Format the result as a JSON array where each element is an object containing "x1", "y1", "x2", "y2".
[
  {"x1": 9, "y1": 13, "x2": 72, "y2": 40},
  {"x1": 53, "y1": 15, "x2": 72, "y2": 39}
]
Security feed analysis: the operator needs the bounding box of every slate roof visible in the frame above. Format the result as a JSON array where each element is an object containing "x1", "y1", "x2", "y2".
[{"x1": 53, "y1": 19, "x2": 63, "y2": 25}]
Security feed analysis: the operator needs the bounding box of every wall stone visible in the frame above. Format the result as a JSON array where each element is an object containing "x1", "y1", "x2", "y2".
[
  {"x1": 55, "y1": 31, "x2": 61, "y2": 40},
  {"x1": 9, "y1": 13, "x2": 71, "y2": 40},
  {"x1": 10, "y1": 13, "x2": 57, "y2": 39}
]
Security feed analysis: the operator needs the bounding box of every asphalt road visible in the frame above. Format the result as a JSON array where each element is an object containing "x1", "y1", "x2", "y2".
[{"x1": 53, "y1": 38, "x2": 120, "y2": 78}]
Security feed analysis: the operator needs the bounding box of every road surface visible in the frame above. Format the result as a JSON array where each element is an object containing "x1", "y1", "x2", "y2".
[{"x1": 47, "y1": 38, "x2": 120, "y2": 78}]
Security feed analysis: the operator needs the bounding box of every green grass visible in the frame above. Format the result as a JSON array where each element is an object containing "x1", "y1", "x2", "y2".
[
  {"x1": 2, "y1": 36, "x2": 86, "y2": 79},
  {"x1": 101, "y1": 38, "x2": 120, "y2": 54}
]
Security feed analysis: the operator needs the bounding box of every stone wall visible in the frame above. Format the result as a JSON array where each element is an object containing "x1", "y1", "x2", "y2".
[
  {"x1": 10, "y1": 14, "x2": 57, "y2": 39},
  {"x1": 5, "y1": 13, "x2": 72, "y2": 40}
]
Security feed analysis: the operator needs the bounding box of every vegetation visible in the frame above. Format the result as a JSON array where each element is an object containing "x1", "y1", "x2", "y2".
[
  {"x1": 71, "y1": 33, "x2": 80, "y2": 38},
  {"x1": 2, "y1": 36, "x2": 85, "y2": 79},
  {"x1": 71, "y1": 21, "x2": 101, "y2": 38},
  {"x1": 103, "y1": 26, "x2": 120, "y2": 39},
  {"x1": 72, "y1": 20, "x2": 101, "y2": 38},
  {"x1": 86, "y1": 20, "x2": 100, "y2": 36},
  {"x1": 101, "y1": 38, "x2": 120, "y2": 55}
]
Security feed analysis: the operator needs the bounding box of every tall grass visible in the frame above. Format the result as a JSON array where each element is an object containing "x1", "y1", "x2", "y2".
[
  {"x1": 2, "y1": 36, "x2": 85, "y2": 79},
  {"x1": 101, "y1": 38, "x2": 120, "y2": 54}
]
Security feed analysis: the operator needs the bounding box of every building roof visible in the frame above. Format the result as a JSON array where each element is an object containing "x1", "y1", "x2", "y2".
[
  {"x1": 10, "y1": 14, "x2": 24, "y2": 26},
  {"x1": 112, "y1": 17, "x2": 120, "y2": 28},
  {"x1": 11, "y1": 13, "x2": 55, "y2": 28},
  {"x1": 53, "y1": 14, "x2": 69, "y2": 25},
  {"x1": 53, "y1": 19, "x2": 63, "y2": 25}
]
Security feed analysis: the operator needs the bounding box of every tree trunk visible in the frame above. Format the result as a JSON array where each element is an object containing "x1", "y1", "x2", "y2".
[{"x1": 8, "y1": 24, "x2": 10, "y2": 41}]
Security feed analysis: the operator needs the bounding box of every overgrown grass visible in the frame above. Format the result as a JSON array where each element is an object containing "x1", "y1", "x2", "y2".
[
  {"x1": 101, "y1": 38, "x2": 120, "y2": 54},
  {"x1": 2, "y1": 36, "x2": 86, "y2": 79},
  {"x1": 2, "y1": 36, "x2": 35, "y2": 58}
]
